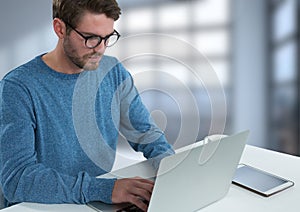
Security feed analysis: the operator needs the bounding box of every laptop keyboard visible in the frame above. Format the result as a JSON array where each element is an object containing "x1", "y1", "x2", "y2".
[
  {"x1": 117, "y1": 199, "x2": 149, "y2": 212},
  {"x1": 116, "y1": 204, "x2": 144, "y2": 212}
]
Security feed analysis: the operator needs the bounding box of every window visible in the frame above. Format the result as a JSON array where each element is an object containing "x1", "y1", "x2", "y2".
[
  {"x1": 110, "y1": 0, "x2": 232, "y2": 148},
  {"x1": 268, "y1": 0, "x2": 299, "y2": 155}
]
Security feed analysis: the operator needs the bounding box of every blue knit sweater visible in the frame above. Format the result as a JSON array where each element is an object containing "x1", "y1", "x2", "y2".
[{"x1": 0, "y1": 55, "x2": 174, "y2": 205}]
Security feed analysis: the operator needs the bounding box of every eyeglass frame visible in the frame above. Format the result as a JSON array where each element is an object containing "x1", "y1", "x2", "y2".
[{"x1": 63, "y1": 20, "x2": 120, "y2": 48}]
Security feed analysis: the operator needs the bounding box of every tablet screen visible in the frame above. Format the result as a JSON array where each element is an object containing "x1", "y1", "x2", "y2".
[{"x1": 233, "y1": 165, "x2": 289, "y2": 193}]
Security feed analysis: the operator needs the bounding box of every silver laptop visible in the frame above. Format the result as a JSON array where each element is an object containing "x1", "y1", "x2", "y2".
[{"x1": 88, "y1": 130, "x2": 249, "y2": 212}]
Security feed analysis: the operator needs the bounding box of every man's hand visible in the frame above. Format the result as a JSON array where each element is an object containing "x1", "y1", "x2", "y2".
[{"x1": 112, "y1": 177, "x2": 154, "y2": 211}]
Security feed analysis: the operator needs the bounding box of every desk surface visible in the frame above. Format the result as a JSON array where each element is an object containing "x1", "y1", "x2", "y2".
[{"x1": 2, "y1": 145, "x2": 299, "y2": 212}]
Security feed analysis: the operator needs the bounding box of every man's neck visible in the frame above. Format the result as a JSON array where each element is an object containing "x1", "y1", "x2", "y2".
[{"x1": 42, "y1": 47, "x2": 83, "y2": 75}]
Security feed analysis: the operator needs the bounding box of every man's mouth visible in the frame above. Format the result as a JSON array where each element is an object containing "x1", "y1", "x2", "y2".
[
  {"x1": 89, "y1": 55, "x2": 101, "y2": 60},
  {"x1": 86, "y1": 52, "x2": 102, "y2": 59}
]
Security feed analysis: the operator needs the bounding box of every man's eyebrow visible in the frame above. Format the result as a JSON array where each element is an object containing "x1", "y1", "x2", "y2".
[
  {"x1": 81, "y1": 30, "x2": 114, "y2": 37},
  {"x1": 79, "y1": 31, "x2": 99, "y2": 37}
]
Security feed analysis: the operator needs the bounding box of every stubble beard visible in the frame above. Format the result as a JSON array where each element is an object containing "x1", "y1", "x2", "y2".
[{"x1": 63, "y1": 37, "x2": 102, "y2": 71}]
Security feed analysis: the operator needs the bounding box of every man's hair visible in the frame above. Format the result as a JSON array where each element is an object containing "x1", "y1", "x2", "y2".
[{"x1": 53, "y1": 0, "x2": 121, "y2": 27}]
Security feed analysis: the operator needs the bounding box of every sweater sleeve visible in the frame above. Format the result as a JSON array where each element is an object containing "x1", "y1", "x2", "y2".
[
  {"x1": 0, "y1": 80, "x2": 116, "y2": 205},
  {"x1": 117, "y1": 64, "x2": 175, "y2": 169}
]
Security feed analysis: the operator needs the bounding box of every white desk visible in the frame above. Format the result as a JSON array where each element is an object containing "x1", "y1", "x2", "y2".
[{"x1": 2, "y1": 145, "x2": 299, "y2": 212}]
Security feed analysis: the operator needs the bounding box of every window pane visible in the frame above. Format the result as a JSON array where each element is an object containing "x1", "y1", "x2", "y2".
[
  {"x1": 273, "y1": 41, "x2": 297, "y2": 83},
  {"x1": 189, "y1": 61, "x2": 228, "y2": 88},
  {"x1": 193, "y1": 0, "x2": 230, "y2": 25},
  {"x1": 210, "y1": 60, "x2": 230, "y2": 87},
  {"x1": 194, "y1": 30, "x2": 229, "y2": 55},
  {"x1": 155, "y1": 61, "x2": 192, "y2": 86},
  {"x1": 122, "y1": 57, "x2": 156, "y2": 89},
  {"x1": 158, "y1": 3, "x2": 189, "y2": 30},
  {"x1": 125, "y1": 7, "x2": 154, "y2": 32},
  {"x1": 272, "y1": 0, "x2": 297, "y2": 41},
  {"x1": 169, "y1": 32, "x2": 191, "y2": 45},
  {"x1": 270, "y1": 85, "x2": 298, "y2": 154}
]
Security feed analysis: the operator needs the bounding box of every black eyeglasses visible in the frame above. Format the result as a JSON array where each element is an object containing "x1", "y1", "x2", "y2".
[{"x1": 64, "y1": 21, "x2": 120, "y2": 48}]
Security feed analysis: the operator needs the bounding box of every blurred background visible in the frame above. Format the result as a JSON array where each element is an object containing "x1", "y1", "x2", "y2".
[{"x1": 0, "y1": 0, "x2": 299, "y2": 157}]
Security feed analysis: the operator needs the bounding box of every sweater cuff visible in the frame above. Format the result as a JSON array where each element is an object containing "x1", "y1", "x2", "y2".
[{"x1": 88, "y1": 178, "x2": 117, "y2": 204}]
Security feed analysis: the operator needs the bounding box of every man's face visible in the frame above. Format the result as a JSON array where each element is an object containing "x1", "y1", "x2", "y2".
[{"x1": 63, "y1": 13, "x2": 115, "y2": 70}]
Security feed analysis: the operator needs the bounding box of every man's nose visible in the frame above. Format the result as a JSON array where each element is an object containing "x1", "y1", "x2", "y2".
[{"x1": 93, "y1": 41, "x2": 106, "y2": 53}]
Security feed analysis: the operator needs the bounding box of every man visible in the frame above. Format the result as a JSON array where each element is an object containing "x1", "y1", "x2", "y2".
[{"x1": 0, "y1": 0, "x2": 174, "y2": 211}]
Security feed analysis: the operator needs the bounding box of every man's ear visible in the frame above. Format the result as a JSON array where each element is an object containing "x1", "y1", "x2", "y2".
[{"x1": 53, "y1": 18, "x2": 67, "y2": 39}]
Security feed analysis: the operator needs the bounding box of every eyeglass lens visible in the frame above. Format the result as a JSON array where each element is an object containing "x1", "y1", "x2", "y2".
[{"x1": 86, "y1": 32, "x2": 119, "y2": 48}]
